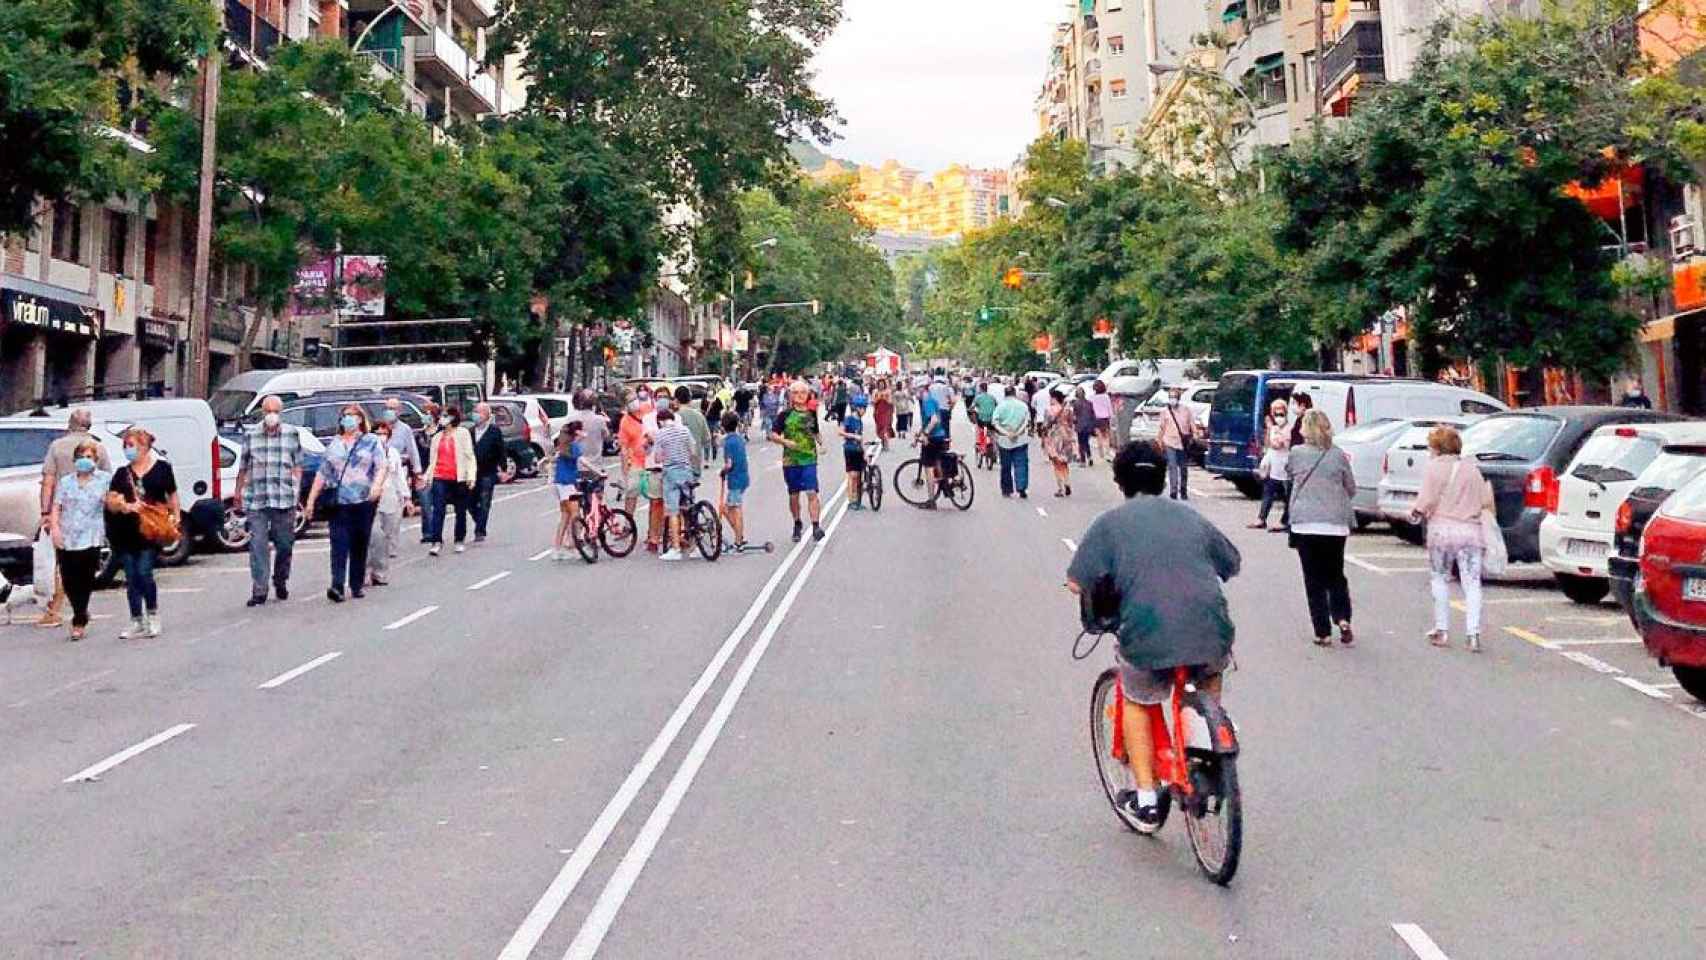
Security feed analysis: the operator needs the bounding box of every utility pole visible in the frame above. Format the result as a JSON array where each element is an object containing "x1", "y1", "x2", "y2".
[{"x1": 188, "y1": 47, "x2": 220, "y2": 398}]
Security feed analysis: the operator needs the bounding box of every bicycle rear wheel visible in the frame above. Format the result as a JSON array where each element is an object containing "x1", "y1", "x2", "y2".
[
  {"x1": 573, "y1": 515, "x2": 598, "y2": 563},
  {"x1": 691, "y1": 501, "x2": 722, "y2": 560},
  {"x1": 947, "y1": 462, "x2": 975, "y2": 510},
  {"x1": 865, "y1": 464, "x2": 884, "y2": 511},
  {"x1": 893, "y1": 458, "x2": 931, "y2": 507},
  {"x1": 600, "y1": 508, "x2": 638, "y2": 558},
  {"x1": 1183, "y1": 749, "x2": 1243, "y2": 885}
]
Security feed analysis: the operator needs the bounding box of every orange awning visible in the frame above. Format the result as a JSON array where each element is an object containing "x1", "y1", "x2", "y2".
[{"x1": 1565, "y1": 163, "x2": 1643, "y2": 220}]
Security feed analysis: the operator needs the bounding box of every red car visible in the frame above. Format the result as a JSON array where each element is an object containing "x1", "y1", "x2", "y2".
[{"x1": 1634, "y1": 470, "x2": 1706, "y2": 701}]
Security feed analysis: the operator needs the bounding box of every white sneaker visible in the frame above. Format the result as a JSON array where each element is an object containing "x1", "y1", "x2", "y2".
[
  {"x1": 118, "y1": 617, "x2": 145, "y2": 640},
  {"x1": 145, "y1": 612, "x2": 160, "y2": 638},
  {"x1": 429, "y1": 544, "x2": 441, "y2": 557},
  {"x1": 454, "y1": 543, "x2": 466, "y2": 554},
  {"x1": 659, "y1": 549, "x2": 684, "y2": 562}
]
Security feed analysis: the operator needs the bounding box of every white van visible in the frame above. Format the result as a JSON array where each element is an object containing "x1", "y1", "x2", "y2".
[
  {"x1": 4, "y1": 398, "x2": 225, "y2": 566},
  {"x1": 210, "y1": 362, "x2": 488, "y2": 424},
  {"x1": 1539, "y1": 421, "x2": 1706, "y2": 604},
  {"x1": 1268, "y1": 378, "x2": 1505, "y2": 434},
  {"x1": 1099, "y1": 358, "x2": 1214, "y2": 397}
]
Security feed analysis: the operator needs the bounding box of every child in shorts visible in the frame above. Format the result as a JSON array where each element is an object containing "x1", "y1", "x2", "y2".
[
  {"x1": 842, "y1": 396, "x2": 867, "y2": 510},
  {"x1": 719, "y1": 411, "x2": 750, "y2": 549}
]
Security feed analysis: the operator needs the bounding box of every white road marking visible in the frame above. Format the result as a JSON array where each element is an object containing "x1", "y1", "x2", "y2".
[
  {"x1": 1347, "y1": 552, "x2": 1426, "y2": 560},
  {"x1": 1392, "y1": 923, "x2": 1451, "y2": 960},
  {"x1": 1615, "y1": 676, "x2": 1675, "y2": 700},
  {"x1": 1036, "y1": 507, "x2": 1048, "y2": 517},
  {"x1": 1062, "y1": 538, "x2": 1077, "y2": 552},
  {"x1": 1546, "y1": 613, "x2": 1626, "y2": 625},
  {"x1": 64, "y1": 723, "x2": 196, "y2": 783},
  {"x1": 562, "y1": 495, "x2": 856, "y2": 960},
  {"x1": 8, "y1": 668, "x2": 115, "y2": 709},
  {"x1": 384, "y1": 605, "x2": 439, "y2": 631},
  {"x1": 1650, "y1": 681, "x2": 1683, "y2": 690},
  {"x1": 1547, "y1": 638, "x2": 1642, "y2": 647},
  {"x1": 467, "y1": 571, "x2": 513, "y2": 591},
  {"x1": 529, "y1": 548, "x2": 554, "y2": 561},
  {"x1": 496, "y1": 483, "x2": 552, "y2": 504},
  {"x1": 258, "y1": 651, "x2": 343, "y2": 689},
  {"x1": 1345, "y1": 555, "x2": 1389, "y2": 574},
  {"x1": 497, "y1": 485, "x2": 849, "y2": 960},
  {"x1": 1558, "y1": 651, "x2": 1623, "y2": 675},
  {"x1": 158, "y1": 587, "x2": 205, "y2": 594}
]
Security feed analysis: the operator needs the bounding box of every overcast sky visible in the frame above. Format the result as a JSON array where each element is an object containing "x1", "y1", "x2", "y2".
[{"x1": 808, "y1": 0, "x2": 1067, "y2": 172}]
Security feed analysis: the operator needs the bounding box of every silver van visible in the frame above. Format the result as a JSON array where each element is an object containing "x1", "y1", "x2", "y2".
[{"x1": 210, "y1": 362, "x2": 488, "y2": 424}]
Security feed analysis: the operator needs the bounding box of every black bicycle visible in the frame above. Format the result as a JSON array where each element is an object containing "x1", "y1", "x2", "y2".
[
  {"x1": 861, "y1": 440, "x2": 884, "y2": 511},
  {"x1": 892, "y1": 450, "x2": 974, "y2": 510},
  {"x1": 677, "y1": 480, "x2": 723, "y2": 560}
]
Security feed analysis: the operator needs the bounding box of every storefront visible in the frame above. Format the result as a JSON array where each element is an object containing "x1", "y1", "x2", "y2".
[
  {"x1": 140, "y1": 315, "x2": 183, "y2": 395},
  {"x1": 0, "y1": 276, "x2": 102, "y2": 412}
]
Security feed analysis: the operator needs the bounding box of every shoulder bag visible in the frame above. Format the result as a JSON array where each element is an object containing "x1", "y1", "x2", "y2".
[
  {"x1": 130, "y1": 465, "x2": 181, "y2": 546},
  {"x1": 315, "y1": 436, "x2": 365, "y2": 517},
  {"x1": 1286, "y1": 448, "x2": 1328, "y2": 550}
]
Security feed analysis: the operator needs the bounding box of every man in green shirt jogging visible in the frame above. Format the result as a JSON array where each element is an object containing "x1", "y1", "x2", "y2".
[{"x1": 769, "y1": 380, "x2": 825, "y2": 543}]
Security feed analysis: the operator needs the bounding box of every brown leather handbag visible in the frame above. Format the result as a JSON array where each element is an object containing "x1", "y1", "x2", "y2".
[{"x1": 129, "y1": 467, "x2": 180, "y2": 545}]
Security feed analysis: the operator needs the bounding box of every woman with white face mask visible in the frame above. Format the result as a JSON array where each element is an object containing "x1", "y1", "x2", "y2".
[{"x1": 49, "y1": 438, "x2": 111, "y2": 641}]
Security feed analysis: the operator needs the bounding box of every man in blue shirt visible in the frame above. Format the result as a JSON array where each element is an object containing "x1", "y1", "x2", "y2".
[
  {"x1": 719, "y1": 411, "x2": 751, "y2": 549},
  {"x1": 842, "y1": 396, "x2": 867, "y2": 510},
  {"x1": 916, "y1": 382, "x2": 952, "y2": 509}
]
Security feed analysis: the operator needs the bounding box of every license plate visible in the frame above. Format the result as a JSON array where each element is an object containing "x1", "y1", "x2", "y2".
[
  {"x1": 1565, "y1": 539, "x2": 1608, "y2": 560},
  {"x1": 1686, "y1": 578, "x2": 1706, "y2": 602},
  {"x1": 1390, "y1": 490, "x2": 1416, "y2": 502}
]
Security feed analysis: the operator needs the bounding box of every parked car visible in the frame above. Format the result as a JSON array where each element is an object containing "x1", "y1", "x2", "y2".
[
  {"x1": 1098, "y1": 358, "x2": 1211, "y2": 397},
  {"x1": 1607, "y1": 442, "x2": 1706, "y2": 619},
  {"x1": 1379, "y1": 424, "x2": 1447, "y2": 542},
  {"x1": 1632, "y1": 470, "x2": 1706, "y2": 701},
  {"x1": 1457, "y1": 407, "x2": 1682, "y2": 566},
  {"x1": 210, "y1": 362, "x2": 487, "y2": 424},
  {"x1": 1128, "y1": 380, "x2": 1217, "y2": 452},
  {"x1": 487, "y1": 399, "x2": 540, "y2": 481},
  {"x1": 503, "y1": 394, "x2": 564, "y2": 465},
  {"x1": 0, "y1": 420, "x2": 127, "y2": 584},
  {"x1": 1342, "y1": 415, "x2": 1478, "y2": 528},
  {"x1": 1539, "y1": 422, "x2": 1706, "y2": 604}
]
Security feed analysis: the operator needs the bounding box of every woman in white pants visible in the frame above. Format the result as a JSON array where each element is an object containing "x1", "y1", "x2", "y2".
[
  {"x1": 368, "y1": 421, "x2": 409, "y2": 587},
  {"x1": 1410, "y1": 425, "x2": 1496, "y2": 652}
]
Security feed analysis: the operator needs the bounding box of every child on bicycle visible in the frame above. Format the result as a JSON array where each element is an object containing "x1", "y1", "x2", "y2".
[
  {"x1": 552, "y1": 421, "x2": 586, "y2": 562},
  {"x1": 1066, "y1": 441, "x2": 1241, "y2": 832},
  {"x1": 842, "y1": 395, "x2": 868, "y2": 511},
  {"x1": 719, "y1": 411, "x2": 750, "y2": 550}
]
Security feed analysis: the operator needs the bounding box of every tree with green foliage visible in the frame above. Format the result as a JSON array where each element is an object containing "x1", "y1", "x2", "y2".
[{"x1": 0, "y1": 0, "x2": 216, "y2": 233}]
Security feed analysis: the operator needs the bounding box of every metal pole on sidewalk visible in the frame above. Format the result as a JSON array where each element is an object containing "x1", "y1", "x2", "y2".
[{"x1": 188, "y1": 49, "x2": 220, "y2": 397}]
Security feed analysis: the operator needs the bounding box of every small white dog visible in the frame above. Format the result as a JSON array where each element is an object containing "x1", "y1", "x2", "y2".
[{"x1": 0, "y1": 571, "x2": 40, "y2": 624}]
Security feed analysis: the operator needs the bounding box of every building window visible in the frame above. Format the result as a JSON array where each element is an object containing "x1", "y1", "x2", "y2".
[
  {"x1": 1290, "y1": 64, "x2": 1298, "y2": 102},
  {"x1": 51, "y1": 200, "x2": 83, "y2": 265},
  {"x1": 144, "y1": 219, "x2": 159, "y2": 285},
  {"x1": 1110, "y1": 78, "x2": 1128, "y2": 98},
  {"x1": 104, "y1": 211, "x2": 129, "y2": 275},
  {"x1": 1303, "y1": 52, "x2": 1315, "y2": 92},
  {"x1": 1108, "y1": 35, "x2": 1125, "y2": 55}
]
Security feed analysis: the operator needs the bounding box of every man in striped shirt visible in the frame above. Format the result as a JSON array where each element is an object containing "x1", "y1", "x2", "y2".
[{"x1": 653, "y1": 408, "x2": 702, "y2": 561}]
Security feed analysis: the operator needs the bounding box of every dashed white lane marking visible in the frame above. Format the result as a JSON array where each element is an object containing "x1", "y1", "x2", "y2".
[
  {"x1": 384, "y1": 605, "x2": 439, "y2": 631},
  {"x1": 467, "y1": 571, "x2": 512, "y2": 592},
  {"x1": 1062, "y1": 538, "x2": 1077, "y2": 552},
  {"x1": 1345, "y1": 555, "x2": 1389, "y2": 574},
  {"x1": 1558, "y1": 651, "x2": 1623, "y2": 674},
  {"x1": 64, "y1": 723, "x2": 196, "y2": 783},
  {"x1": 1651, "y1": 681, "x2": 1683, "y2": 690},
  {"x1": 497, "y1": 484, "x2": 850, "y2": 960},
  {"x1": 158, "y1": 587, "x2": 205, "y2": 594},
  {"x1": 529, "y1": 548, "x2": 553, "y2": 561},
  {"x1": 9, "y1": 668, "x2": 116, "y2": 709},
  {"x1": 562, "y1": 494, "x2": 856, "y2": 960},
  {"x1": 1036, "y1": 507, "x2": 1048, "y2": 517},
  {"x1": 1615, "y1": 676, "x2": 1675, "y2": 700},
  {"x1": 258, "y1": 651, "x2": 343, "y2": 690},
  {"x1": 1392, "y1": 923, "x2": 1451, "y2": 960}
]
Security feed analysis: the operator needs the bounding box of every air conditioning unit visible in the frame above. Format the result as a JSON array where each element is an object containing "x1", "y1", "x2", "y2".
[{"x1": 1671, "y1": 215, "x2": 1697, "y2": 261}]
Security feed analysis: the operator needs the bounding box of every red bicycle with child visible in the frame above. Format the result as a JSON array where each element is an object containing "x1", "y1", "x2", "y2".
[{"x1": 571, "y1": 476, "x2": 638, "y2": 563}]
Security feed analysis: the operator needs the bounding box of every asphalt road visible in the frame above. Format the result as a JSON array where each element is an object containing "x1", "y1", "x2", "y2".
[{"x1": 4, "y1": 409, "x2": 1704, "y2": 959}]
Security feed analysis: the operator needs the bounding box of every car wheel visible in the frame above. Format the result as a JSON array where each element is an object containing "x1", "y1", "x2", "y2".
[
  {"x1": 159, "y1": 525, "x2": 193, "y2": 566},
  {"x1": 1557, "y1": 573, "x2": 1609, "y2": 605},
  {"x1": 498, "y1": 453, "x2": 518, "y2": 484},
  {"x1": 94, "y1": 545, "x2": 119, "y2": 587},
  {"x1": 1673, "y1": 665, "x2": 1706, "y2": 703},
  {"x1": 217, "y1": 503, "x2": 252, "y2": 551}
]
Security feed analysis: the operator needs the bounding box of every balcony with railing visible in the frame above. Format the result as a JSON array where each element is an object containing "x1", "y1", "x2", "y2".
[
  {"x1": 1320, "y1": 19, "x2": 1385, "y2": 105},
  {"x1": 1084, "y1": 57, "x2": 1103, "y2": 80},
  {"x1": 413, "y1": 26, "x2": 498, "y2": 115}
]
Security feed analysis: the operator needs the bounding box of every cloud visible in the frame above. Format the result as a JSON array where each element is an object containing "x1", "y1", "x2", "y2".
[{"x1": 808, "y1": 0, "x2": 1066, "y2": 171}]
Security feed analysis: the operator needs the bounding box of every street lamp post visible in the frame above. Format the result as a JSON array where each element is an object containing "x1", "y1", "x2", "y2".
[
  {"x1": 734, "y1": 299, "x2": 819, "y2": 381},
  {"x1": 727, "y1": 237, "x2": 779, "y2": 381}
]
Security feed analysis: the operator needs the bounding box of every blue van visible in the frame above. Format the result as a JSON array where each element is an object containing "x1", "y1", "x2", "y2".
[{"x1": 1203, "y1": 371, "x2": 1372, "y2": 496}]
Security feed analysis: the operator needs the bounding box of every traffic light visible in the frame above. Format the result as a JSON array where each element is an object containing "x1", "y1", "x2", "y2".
[{"x1": 1002, "y1": 266, "x2": 1024, "y2": 290}]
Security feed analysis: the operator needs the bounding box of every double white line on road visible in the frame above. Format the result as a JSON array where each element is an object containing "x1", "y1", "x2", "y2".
[{"x1": 497, "y1": 483, "x2": 852, "y2": 960}]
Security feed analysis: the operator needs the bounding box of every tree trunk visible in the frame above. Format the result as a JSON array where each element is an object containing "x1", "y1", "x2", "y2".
[
  {"x1": 235, "y1": 302, "x2": 267, "y2": 375},
  {"x1": 767, "y1": 328, "x2": 784, "y2": 377},
  {"x1": 531, "y1": 310, "x2": 556, "y2": 391}
]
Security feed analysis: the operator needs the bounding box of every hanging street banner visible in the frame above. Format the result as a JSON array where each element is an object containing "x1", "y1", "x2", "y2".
[
  {"x1": 292, "y1": 256, "x2": 336, "y2": 314},
  {"x1": 338, "y1": 255, "x2": 387, "y2": 316}
]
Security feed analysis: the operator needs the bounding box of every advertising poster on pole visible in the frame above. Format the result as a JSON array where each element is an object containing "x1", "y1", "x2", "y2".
[{"x1": 338, "y1": 255, "x2": 387, "y2": 316}]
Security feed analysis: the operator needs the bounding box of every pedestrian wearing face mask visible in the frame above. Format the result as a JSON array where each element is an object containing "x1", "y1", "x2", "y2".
[
  {"x1": 417, "y1": 401, "x2": 442, "y2": 538},
  {"x1": 380, "y1": 397, "x2": 422, "y2": 519},
  {"x1": 468, "y1": 402, "x2": 505, "y2": 543},
  {"x1": 104, "y1": 427, "x2": 178, "y2": 638},
  {"x1": 46, "y1": 439, "x2": 110, "y2": 641},
  {"x1": 1155, "y1": 386, "x2": 1198, "y2": 500},
  {"x1": 304, "y1": 405, "x2": 389, "y2": 601},
  {"x1": 35, "y1": 407, "x2": 109, "y2": 628},
  {"x1": 234, "y1": 394, "x2": 303, "y2": 606},
  {"x1": 423, "y1": 405, "x2": 476, "y2": 555}
]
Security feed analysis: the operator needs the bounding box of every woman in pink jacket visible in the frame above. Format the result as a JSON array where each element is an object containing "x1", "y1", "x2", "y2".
[{"x1": 1410, "y1": 425, "x2": 1497, "y2": 652}]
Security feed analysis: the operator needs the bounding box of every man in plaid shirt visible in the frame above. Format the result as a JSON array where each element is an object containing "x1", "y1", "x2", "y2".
[{"x1": 234, "y1": 395, "x2": 304, "y2": 607}]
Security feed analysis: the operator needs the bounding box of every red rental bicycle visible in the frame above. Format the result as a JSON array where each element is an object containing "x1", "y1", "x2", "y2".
[{"x1": 1089, "y1": 665, "x2": 1244, "y2": 885}]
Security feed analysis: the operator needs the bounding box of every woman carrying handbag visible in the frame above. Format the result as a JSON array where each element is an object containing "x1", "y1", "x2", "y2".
[
  {"x1": 1286, "y1": 410, "x2": 1358, "y2": 647},
  {"x1": 1410, "y1": 424, "x2": 1498, "y2": 652},
  {"x1": 103, "y1": 427, "x2": 179, "y2": 639}
]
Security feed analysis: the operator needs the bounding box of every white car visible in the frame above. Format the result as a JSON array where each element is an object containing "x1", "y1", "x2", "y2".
[
  {"x1": 1378, "y1": 424, "x2": 1442, "y2": 542},
  {"x1": 1342, "y1": 415, "x2": 1476, "y2": 525},
  {"x1": 1098, "y1": 357, "x2": 1213, "y2": 397},
  {"x1": 1539, "y1": 421, "x2": 1706, "y2": 604},
  {"x1": 500, "y1": 395, "x2": 563, "y2": 464},
  {"x1": 1128, "y1": 381, "x2": 1217, "y2": 443}
]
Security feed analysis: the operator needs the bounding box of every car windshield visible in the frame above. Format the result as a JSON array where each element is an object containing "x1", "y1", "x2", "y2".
[
  {"x1": 1462, "y1": 415, "x2": 1560, "y2": 463},
  {"x1": 1635, "y1": 449, "x2": 1706, "y2": 493},
  {"x1": 1570, "y1": 434, "x2": 1661, "y2": 485},
  {"x1": 1215, "y1": 374, "x2": 1256, "y2": 417},
  {"x1": 209, "y1": 389, "x2": 256, "y2": 422},
  {"x1": 0, "y1": 428, "x2": 62, "y2": 469}
]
